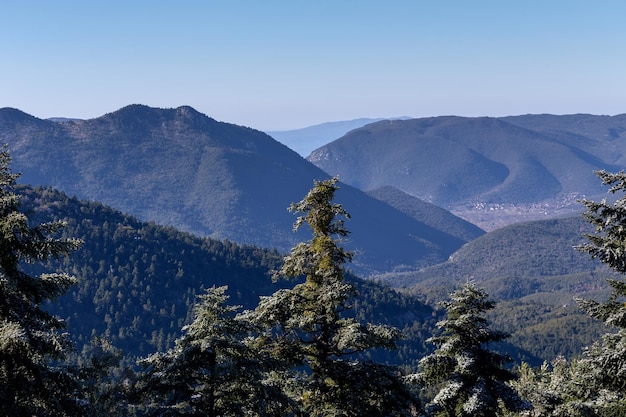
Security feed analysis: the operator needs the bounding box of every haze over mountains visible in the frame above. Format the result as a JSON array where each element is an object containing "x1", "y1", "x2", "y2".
[
  {"x1": 307, "y1": 114, "x2": 626, "y2": 229},
  {"x1": 0, "y1": 105, "x2": 476, "y2": 275}
]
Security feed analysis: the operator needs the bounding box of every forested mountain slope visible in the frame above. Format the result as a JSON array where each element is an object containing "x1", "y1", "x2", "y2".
[
  {"x1": 503, "y1": 113, "x2": 626, "y2": 166},
  {"x1": 383, "y1": 216, "x2": 599, "y2": 288},
  {"x1": 20, "y1": 186, "x2": 435, "y2": 364},
  {"x1": 379, "y1": 215, "x2": 613, "y2": 363},
  {"x1": 0, "y1": 105, "x2": 472, "y2": 275},
  {"x1": 22, "y1": 185, "x2": 603, "y2": 366}
]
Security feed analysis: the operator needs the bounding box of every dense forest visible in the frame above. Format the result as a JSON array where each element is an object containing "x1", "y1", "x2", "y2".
[
  {"x1": 15, "y1": 185, "x2": 434, "y2": 367},
  {"x1": 4, "y1": 146, "x2": 626, "y2": 415}
]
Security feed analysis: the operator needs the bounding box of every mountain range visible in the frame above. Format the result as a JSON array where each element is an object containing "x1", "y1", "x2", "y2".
[
  {"x1": 307, "y1": 114, "x2": 626, "y2": 229},
  {"x1": 3, "y1": 103, "x2": 621, "y2": 365},
  {"x1": 0, "y1": 105, "x2": 477, "y2": 276}
]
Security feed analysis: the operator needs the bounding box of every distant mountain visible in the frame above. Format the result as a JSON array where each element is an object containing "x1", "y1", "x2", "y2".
[
  {"x1": 503, "y1": 113, "x2": 626, "y2": 166},
  {"x1": 266, "y1": 117, "x2": 410, "y2": 157},
  {"x1": 307, "y1": 115, "x2": 626, "y2": 229},
  {"x1": 0, "y1": 105, "x2": 466, "y2": 275}
]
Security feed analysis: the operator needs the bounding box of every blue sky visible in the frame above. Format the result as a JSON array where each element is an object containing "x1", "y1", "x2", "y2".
[{"x1": 1, "y1": 1, "x2": 625, "y2": 130}]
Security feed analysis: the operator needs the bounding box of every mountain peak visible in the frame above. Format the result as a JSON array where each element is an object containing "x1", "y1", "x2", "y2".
[
  {"x1": 0, "y1": 107, "x2": 47, "y2": 125},
  {"x1": 175, "y1": 105, "x2": 203, "y2": 117},
  {"x1": 100, "y1": 104, "x2": 221, "y2": 132}
]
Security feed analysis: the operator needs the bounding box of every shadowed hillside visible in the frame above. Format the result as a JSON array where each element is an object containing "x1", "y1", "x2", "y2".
[
  {"x1": 19, "y1": 185, "x2": 436, "y2": 363},
  {"x1": 366, "y1": 185, "x2": 485, "y2": 243}
]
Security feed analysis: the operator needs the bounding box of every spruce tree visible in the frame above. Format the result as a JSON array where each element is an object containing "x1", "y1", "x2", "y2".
[
  {"x1": 75, "y1": 336, "x2": 133, "y2": 417},
  {"x1": 572, "y1": 169, "x2": 626, "y2": 413},
  {"x1": 0, "y1": 147, "x2": 82, "y2": 415},
  {"x1": 511, "y1": 357, "x2": 597, "y2": 417},
  {"x1": 249, "y1": 177, "x2": 419, "y2": 417},
  {"x1": 137, "y1": 285, "x2": 291, "y2": 416},
  {"x1": 414, "y1": 281, "x2": 529, "y2": 417}
]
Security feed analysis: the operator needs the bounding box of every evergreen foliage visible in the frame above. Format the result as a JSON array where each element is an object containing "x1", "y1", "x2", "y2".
[
  {"x1": 578, "y1": 170, "x2": 626, "y2": 274},
  {"x1": 413, "y1": 281, "x2": 529, "y2": 417},
  {"x1": 136, "y1": 286, "x2": 291, "y2": 416},
  {"x1": 0, "y1": 147, "x2": 82, "y2": 416},
  {"x1": 74, "y1": 336, "x2": 134, "y2": 416},
  {"x1": 17, "y1": 184, "x2": 434, "y2": 366},
  {"x1": 511, "y1": 357, "x2": 598, "y2": 417},
  {"x1": 391, "y1": 215, "x2": 611, "y2": 364},
  {"x1": 249, "y1": 177, "x2": 420, "y2": 416},
  {"x1": 20, "y1": 184, "x2": 286, "y2": 357},
  {"x1": 567, "y1": 169, "x2": 626, "y2": 414}
]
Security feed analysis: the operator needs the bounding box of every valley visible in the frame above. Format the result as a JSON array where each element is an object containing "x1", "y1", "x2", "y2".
[{"x1": 450, "y1": 192, "x2": 588, "y2": 231}]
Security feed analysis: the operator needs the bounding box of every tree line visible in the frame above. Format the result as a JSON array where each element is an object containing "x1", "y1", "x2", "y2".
[{"x1": 2, "y1": 146, "x2": 626, "y2": 416}]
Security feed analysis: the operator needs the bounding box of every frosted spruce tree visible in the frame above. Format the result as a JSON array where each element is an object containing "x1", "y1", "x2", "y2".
[
  {"x1": 249, "y1": 177, "x2": 419, "y2": 417},
  {"x1": 510, "y1": 356, "x2": 597, "y2": 416},
  {"x1": 0, "y1": 147, "x2": 82, "y2": 415},
  {"x1": 414, "y1": 281, "x2": 529, "y2": 417},
  {"x1": 137, "y1": 285, "x2": 291, "y2": 416},
  {"x1": 571, "y1": 169, "x2": 626, "y2": 414}
]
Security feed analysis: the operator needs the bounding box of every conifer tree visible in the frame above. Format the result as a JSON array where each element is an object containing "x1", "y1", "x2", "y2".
[
  {"x1": 414, "y1": 281, "x2": 529, "y2": 417},
  {"x1": 0, "y1": 147, "x2": 82, "y2": 415},
  {"x1": 249, "y1": 177, "x2": 419, "y2": 417},
  {"x1": 572, "y1": 169, "x2": 626, "y2": 413},
  {"x1": 137, "y1": 285, "x2": 291, "y2": 416},
  {"x1": 511, "y1": 357, "x2": 596, "y2": 417},
  {"x1": 75, "y1": 336, "x2": 133, "y2": 417}
]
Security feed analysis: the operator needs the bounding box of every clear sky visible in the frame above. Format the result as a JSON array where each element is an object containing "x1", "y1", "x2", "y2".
[{"x1": 1, "y1": 1, "x2": 625, "y2": 130}]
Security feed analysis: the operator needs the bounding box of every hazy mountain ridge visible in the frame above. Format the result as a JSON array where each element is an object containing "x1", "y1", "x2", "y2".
[
  {"x1": 266, "y1": 117, "x2": 410, "y2": 157},
  {"x1": 0, "y1": 105, "x2": 472, "y2": 275},
  {"x1": 307, "y1": 115, "x2": 626, "y2": 229}
]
